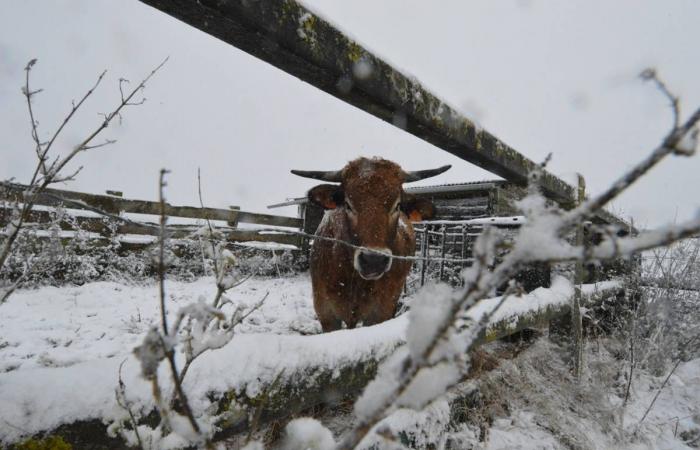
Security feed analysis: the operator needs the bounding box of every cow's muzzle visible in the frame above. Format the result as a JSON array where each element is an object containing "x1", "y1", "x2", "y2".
[{"x1": 354, "y1": 248, "x2": 393, "y2": 280}]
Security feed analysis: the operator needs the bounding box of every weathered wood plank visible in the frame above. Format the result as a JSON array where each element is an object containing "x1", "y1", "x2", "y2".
[
  {"x1": 136, "y1": 0, "x2": 576, "y2": 206},
  {"x1": 136, "y1": 0, "x2": 634, "y2": 231},
  {"x1": 0, "y1": 181, "x2": 302, "y2": 228},
  {"x1": 0, "y1": 209, "x2": 301, "y2": 248}
]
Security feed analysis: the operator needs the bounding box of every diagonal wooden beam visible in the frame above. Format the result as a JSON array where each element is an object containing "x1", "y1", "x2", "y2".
[
  {"x1": 138, "y1": 0, "x2": 634, "y2": 231},
  {"x1": 138, "y1": 0, "x2": 574, "y2": 202}
]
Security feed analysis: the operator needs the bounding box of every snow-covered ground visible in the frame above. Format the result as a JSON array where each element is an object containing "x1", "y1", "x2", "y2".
[
  {"x1": 1, "y1": 275, "x2": 698, "y2": 449},
  {"x1": 0, "y1": 274, "x2": 408, "y2": 445},
  {"x1": 0, "y1": 275, "x2": 316, "y2": 374},
  {"x1": 478, "y1": 338, "x2": 700, "y2": 450}
]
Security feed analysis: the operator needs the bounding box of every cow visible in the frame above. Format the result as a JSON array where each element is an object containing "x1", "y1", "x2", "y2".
[{"x1": 291, "y1": 157, "x2": 450, "y2": 332}]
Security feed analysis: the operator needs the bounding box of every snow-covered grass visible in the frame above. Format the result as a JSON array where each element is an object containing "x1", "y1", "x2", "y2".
[
  {"x1": 1, "y1": 273, "x2": 698, "y2": 449},
  {"x1": 475, "y1": 338, "x2": 700, "y2": 450},
  {"x1": 0, "y1": 275, "x2": 315, "y2": 374},
  {"x1": 0, "y1": 274, "x2": 409, "y2": 444}
]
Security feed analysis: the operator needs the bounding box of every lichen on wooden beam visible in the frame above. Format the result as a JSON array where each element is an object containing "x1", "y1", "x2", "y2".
[
  {"x1": 136, "y1": 0, "x2": 635, "y2": 232},
  {"x1": 137, "y1": 0, "x2": 573, "y2": 205}
]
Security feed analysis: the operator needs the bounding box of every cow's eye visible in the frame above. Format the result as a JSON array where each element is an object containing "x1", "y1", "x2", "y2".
[
  {"x1": 344, "y1": 201, "x2": 354, "y2": 213},
  {"x1": 393, "y1": 202, "x2": 401, "y2": 213}
]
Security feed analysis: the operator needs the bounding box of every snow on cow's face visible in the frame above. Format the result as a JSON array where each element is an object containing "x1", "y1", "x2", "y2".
[{"x1": 307, "y1": 157, "x2": 436, "y2": 280}]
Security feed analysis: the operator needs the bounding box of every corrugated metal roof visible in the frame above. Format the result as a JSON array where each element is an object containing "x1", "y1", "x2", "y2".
[
  {"x1": 405, "y1": 180, "x2": 506, "y2": 194},
  {"x1": 268, "y1": 180, "x2": 507, "y2": 208}
]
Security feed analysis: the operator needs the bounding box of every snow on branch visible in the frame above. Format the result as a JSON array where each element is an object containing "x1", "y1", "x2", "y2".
[{"x1": 125, "y1": 170, "x2": 268, "y2": 448}]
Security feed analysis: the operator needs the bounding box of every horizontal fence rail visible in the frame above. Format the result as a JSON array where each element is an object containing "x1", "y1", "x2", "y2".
[
  {"x1": 0, "y1": 181, "x2": 302, "y2": 228},
  {"x1": 0, "y1": 182, "x2": 304, "y2": 249}
]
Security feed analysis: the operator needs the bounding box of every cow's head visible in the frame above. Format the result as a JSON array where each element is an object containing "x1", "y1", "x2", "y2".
[{"x1": 292, "y1": 157, "x2": 450, "y2": 280}]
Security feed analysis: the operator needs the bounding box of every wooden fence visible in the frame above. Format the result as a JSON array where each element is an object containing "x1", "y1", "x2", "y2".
[{"x1": 0, "y1": 181, "x2": 305, "y2": 249}]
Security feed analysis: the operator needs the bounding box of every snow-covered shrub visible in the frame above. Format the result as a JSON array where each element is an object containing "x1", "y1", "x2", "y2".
[{"x1": 0, "y1": 221, "x2": 304, "y2": 290}]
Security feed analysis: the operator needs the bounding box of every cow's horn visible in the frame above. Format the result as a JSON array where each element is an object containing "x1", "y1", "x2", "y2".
[
  {"x1": 403, "y1": 165, "x2": 451, "y2": 182},
  {"x1": 290, "y1": 169, "x2": 343, "y2": 182}
]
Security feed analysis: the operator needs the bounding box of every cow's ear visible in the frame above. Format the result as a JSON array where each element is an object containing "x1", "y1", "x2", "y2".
[
  {"x1": 308, "y1": 184, "x2": 344, "y2": 210},
  {"x1": 401, "y1": 195, "x2": 436, "y2": 222}
]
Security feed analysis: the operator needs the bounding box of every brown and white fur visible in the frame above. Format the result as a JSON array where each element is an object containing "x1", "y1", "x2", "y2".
[{"x1": 294, "y1": 157, "x2": 448, "y2": 332}]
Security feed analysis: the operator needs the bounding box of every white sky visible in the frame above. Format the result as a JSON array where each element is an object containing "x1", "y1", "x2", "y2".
[{"x1": 1, "y1": 0, "x2": 698, "y2": 228}]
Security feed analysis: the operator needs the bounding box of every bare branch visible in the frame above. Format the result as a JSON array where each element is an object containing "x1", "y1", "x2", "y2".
[
  {"x1": 567, "y1": 78, "x2": 699, "y2": 222},
  {"x1": 158, "y1": 169, "x2": 170, "y2": 336},
  {"x1": 43, "y1": 70, "x2": 108, "y2": 165},
  {"x1": 46, "y1": 165, "x2": 83, "y2": 184},
  {"x1": 640, "y1": 68, "x2": 680, "y2": 129},
  {"x1": 0, "y1": 264, "x2": 30, "y2": 305},
  {"x1": 80, "y1": 139, "x2": 117, "y2": 151},
  {"x1": 115, "y1": 360, "x2": 145, "y2": 450},
  {"x1": 119, "y1": 78, "x2": 129, "y2": 102},
  {"x1": 339, "y1": 74, "x2": 700, "y2": 449},
  {"x1": 23, "y1": 59, "x2": 47, "y2": 176},
  {"x1": 48, "y1": 57, "x2": 168, "y2": 180},
  {"x1": 0, "y1": 58, "x2": 167, "y2": 279},
  {"x1": 125, "y1": 97, "x2": 148, "y2": 107}
]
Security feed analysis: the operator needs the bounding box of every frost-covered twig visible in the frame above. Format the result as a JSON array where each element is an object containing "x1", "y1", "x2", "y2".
[
  {"x1": 132, "y1": 172, "x2": 271, "y2": 447},
  {"x1": 133, "y1": 170, "x2": 205, "y2": 445},
  {"x1": 158, "y1": 169, "x2": 170, "y2": 335},
  {"x1": 115, "y1": 360, "x2": 145, "y2": 450},
  {"x1": 195, "y1": 168, "x2": 250, "y2": 308},
  {"x1": 640, "y1": 68, "x2": 680, "y2": 129},
  {"x1": 340, "y1": 227, "x2": 515, "y2": 449},
  {"x1": 175, "y1": 292, "x2": 267, "y2": 386},
  {"x1": 563, "y1": 70, "x2": 697, "y2": 224},
  {"x1": 337, "y1": 72, "x2": 700, "y2": 450},
  {"x1": 154, "y1": 169, "x2": 202, "y2": 437}
]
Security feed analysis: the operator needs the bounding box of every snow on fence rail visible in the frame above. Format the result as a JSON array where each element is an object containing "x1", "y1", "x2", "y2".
[
  {"x1": 0, "y1": 278, "x2": 623, "y2": 446},
  {"x1": 0, "y1": 181, "x2": 304, "y2": 248}
]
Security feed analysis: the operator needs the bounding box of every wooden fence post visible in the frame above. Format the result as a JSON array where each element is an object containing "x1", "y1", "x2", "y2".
[
  {"x1": 572, "y1": 173, "x2": 586, "y2": 380},
  {"x1": 227, "y1": 206, "x2": 240, "y2": 228}
]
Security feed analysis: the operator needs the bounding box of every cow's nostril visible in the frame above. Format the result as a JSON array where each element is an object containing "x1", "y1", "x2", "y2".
[{"x1": 358, "y1": 251, "x2": 391, "y2": 273}]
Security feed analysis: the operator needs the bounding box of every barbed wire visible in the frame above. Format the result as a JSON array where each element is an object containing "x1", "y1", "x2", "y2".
[{"x1": 230, "y1": 227, "x2": 477, "y2": 264}]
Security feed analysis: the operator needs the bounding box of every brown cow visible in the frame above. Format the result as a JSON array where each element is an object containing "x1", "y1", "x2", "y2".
[{"x1": 292, "y1": 157, "x2": 450, "y2": 332}]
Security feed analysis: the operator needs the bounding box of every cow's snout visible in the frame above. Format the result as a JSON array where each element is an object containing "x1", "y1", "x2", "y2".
[{"x1": 354, "y1": 248, "x2": 393, "y2": 280}]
